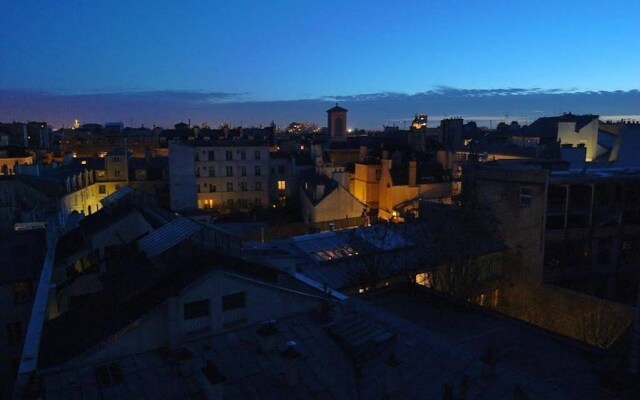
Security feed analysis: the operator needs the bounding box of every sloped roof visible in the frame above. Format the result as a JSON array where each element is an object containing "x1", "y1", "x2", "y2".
[
  {"x1": 327, "y1": 104, "x2": 348, "y2": 113},
  {"x1": 99, "y1": 185, "x2": 133, "y2": 207},
  {"x1": 138, "y1": 217, "x2": 202, "y2": 258},
  {"x1": 524, "y1": 114, "x2": 598, "y2": 139},
  {"x1": 0, "y1": 229, "x2": 47, "y2": 285},
  {"x1": 40, "y1": 295, "x2": 585, "y2": 399}
]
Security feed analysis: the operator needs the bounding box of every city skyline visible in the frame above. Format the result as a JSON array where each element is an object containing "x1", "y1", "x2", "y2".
[
  {"x1": 1, "y1": 0, "x2": 639, "y2": 127},
  {"x1": 1, "y1": 87, "x2": 639, "y2": 129}
]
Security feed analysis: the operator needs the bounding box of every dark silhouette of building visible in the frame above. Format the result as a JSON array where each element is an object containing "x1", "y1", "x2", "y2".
[{"x1": 327, "y1": 104, "x2": 348, "y2": 139}]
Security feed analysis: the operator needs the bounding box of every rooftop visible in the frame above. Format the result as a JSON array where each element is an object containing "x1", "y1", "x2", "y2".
[{"x1": 40, "y1": 292, "x2": 587, "y2": 399}]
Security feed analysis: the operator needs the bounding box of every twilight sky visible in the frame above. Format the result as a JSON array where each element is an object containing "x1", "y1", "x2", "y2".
[{"x1": 1, "y1": 0, "x2": 639, "y2": 128}]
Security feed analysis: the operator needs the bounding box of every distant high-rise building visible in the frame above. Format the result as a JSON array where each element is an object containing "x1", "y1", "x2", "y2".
[{"x1": 327, "y1": 104, "x2": 348, "y2": 138}]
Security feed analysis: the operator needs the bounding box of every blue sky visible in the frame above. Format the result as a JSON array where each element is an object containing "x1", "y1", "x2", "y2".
[{"x1": 1, "y1": 0, "x2": 639, "y2": 127}]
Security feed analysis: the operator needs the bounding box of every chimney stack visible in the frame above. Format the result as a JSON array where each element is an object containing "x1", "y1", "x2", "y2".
[
  {"x1": 282, "y1": 341, "x2": 301, "y2": 387},
  {"x1": 199, "y1": 360, "x2": 226, "y2": 400},
  {"x1": 409, "y1": 160, "x2": 417, "y2": 187},
  {"x1": 257, "y1": 320, "x2": 278, "y2": 354}
]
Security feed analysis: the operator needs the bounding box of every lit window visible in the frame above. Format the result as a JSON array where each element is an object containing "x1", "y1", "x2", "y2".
[
  {"x1": 183, "y1": 299, "x2": 210, "y2": 320},
  {"x1": 415, "y1": 272, "x2": 433, "y2": 287}
]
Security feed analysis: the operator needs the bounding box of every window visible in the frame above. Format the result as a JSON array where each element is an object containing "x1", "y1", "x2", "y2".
[
  {"x1": 98, "y1": 185, "x2": 106, "y2": 194},
  {"x1": 222, "y1": 292, "x2": 246, "y2": 311},
  {"x1": 114, "y1": 170, "x2": 121, "y2": 177},
  {"x1": 209, "y1": 184, "x2": 216, "y2": 193},
  {"x1": 95, "y1": 363, "x2": 124, "y2": 387},
  {"x1": 226, "y1": 166, "x2": 233, "y2": 177},
  {"x1": 240, "y1": 182, "x2": 248, "y2": 191},
  {"x1": 112, "y1": 156, "x2": 121, "y2": 162},
  {"x1": 375, "y1": 169, "x2": 382, "y2": 181},
  {"x1": 240, "y1": 150, "x2": 246, "y2": 160},
  {"x1": 208, "y1": 167, "x2": 215, "y2": 177},
  {"x1": 227, "y1": 182, "x2": 234, "y2": 191},
  {"x1": 6, "y1": 321, "x2": 22, "y2": 346},
  {"x1": 195, "y1": 166, "x2": 200, "y2": 177},
  {"x1": 255, "y1": 198, "x2": 262, "y2": 206},
  {"x1": 227, "y1": 199, "x2": 234, "y2": 208},
  {"x1": 183, "y1": 299, "x2": 210, "y2": 320},
  {"x1": 226, "y1": 150, "x2": 233, "y2": 160},
  {"x1": 254, "y1": 150, "x2": 261, "y2": 160},
  {"x1": 255, "y1": 182, "x2": 262, "y2": 191},
  {"x1": 254, "y1": 166, "x2": 261, "y2": 176},
  {"x1": 241, "y1": 166, "x2": 247, "y2": 176},
  {"x1": 208, "y1": 150, "x2": 215, "y2": 161},
  {"x1": 519, "y1": 187, "x2": 532, "y2": 208},
  {"x1": 239, "y1": 198, "x2": 248, "y2": 208},
  {"x1": 278, "y1": 165, "x2": 286, "y2": 175},
  {"x1": 11, "y1": 281, "x2": 34, "y2": 305},
  {"x1": 277, "y1": 180, "x2": 286, "y2": 190},
  {"x1": 194, "y1": 152, "x2": 199, "y2": 161},
  {"x1": 197, "y1": 184, "x2": 201, "y2": 193}
]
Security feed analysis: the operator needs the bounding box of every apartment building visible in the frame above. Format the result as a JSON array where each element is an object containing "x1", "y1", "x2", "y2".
[{"x1": 169, "y1": 141, "x2": 270, "y2": 211}]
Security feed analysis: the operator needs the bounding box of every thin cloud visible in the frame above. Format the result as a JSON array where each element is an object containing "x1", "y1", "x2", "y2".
[{"x1": 0, "y1": 88, "x2": 638, "y2": 129}]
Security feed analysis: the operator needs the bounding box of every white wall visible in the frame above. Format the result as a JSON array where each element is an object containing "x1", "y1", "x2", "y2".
[{"x1": 557, "y1": 119, "x2": 599, "y2": 162}]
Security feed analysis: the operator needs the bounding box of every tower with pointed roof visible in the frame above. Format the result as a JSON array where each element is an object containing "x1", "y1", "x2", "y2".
[{"x1": 327, "y1": 103, "x2": 348, "y2": 139}]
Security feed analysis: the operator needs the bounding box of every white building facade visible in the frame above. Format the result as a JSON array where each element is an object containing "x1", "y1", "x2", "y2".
[{"x1": 170, "y1": 141, "x2": 270, "y2": 211}]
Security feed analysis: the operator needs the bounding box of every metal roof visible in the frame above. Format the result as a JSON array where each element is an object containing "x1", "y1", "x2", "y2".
[
  {"x1": 138, "y1": 217, "x2": 202, "y2": 258},
  {"x1": 99, "y1": 185, "x2": 133, "y2": 207}
]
